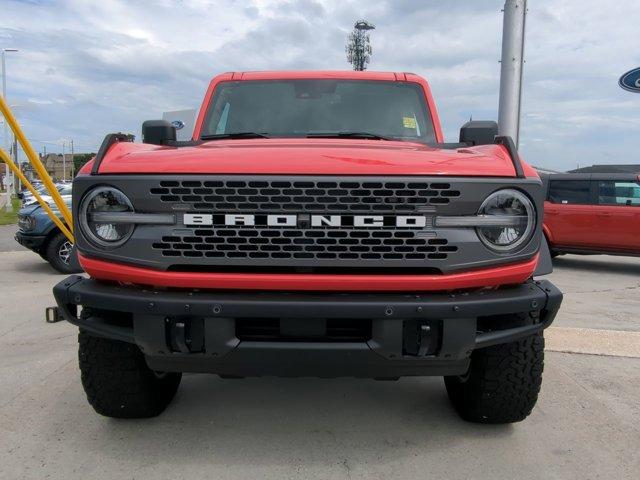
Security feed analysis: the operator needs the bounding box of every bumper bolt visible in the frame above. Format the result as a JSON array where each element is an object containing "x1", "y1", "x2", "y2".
[
  {"x1": 148, "y1": 302, "x2": 155, "y2": 309},
  {"x1": 212, "y1": 305, "x2": 222, "y2": 315},
  {"x1": 417, "y1": 306, "x2": 423, "y2": 313},
  {"x1": 452, "y1": 306, "x2": 460, "y2": 312},
  {"x1": 531, "y1": 300, "x2": 539, "y2": 309},
  {"x1": 384, "y1": 306, "x2": 394, "y2": 317}
]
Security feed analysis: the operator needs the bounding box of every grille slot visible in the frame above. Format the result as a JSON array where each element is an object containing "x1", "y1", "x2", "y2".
[
  {"x1": 152, "y1": 228, "x2": 457, "y2": 261},
  {"x1": 150, "y1": 179, "x2": 461, "y2": 213},
  {"x1": 236, "y1": 318, "x2": 372, "y2": 342}
]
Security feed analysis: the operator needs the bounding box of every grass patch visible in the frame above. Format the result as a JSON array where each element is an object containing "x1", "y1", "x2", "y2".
[{"x1": 0, "y1": 198, "x2": 21, "y2": 225}]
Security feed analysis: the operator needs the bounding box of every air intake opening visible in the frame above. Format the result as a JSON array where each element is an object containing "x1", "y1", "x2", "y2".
[{"x1": 236, "y1": 318, "x2": 372, "y2": 342}]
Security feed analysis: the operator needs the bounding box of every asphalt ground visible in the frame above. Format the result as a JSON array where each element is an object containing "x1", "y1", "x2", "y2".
[
  {"x1": 0, "y1": 224, "x2": 25, "y2": 252},
  {"x1": 0, "y1": 224, "x2": 638, "y2": 479}
]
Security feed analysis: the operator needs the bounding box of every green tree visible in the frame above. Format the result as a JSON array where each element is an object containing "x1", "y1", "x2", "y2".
[{"x1": 73, "y1": 153, "x2": 95, "y2": 177}]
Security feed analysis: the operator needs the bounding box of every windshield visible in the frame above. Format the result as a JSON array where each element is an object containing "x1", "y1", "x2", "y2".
[{"x1": 201, "y1": 80, "x2": 436, "y2": 143}]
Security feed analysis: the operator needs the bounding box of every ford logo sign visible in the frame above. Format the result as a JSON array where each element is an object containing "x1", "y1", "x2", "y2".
[
  {"x1": 171, "y1": 120, "x2": 186, "y2": 130},
  {"x1": 619, "y1": 67, "x2": 640, "y2": 93}
]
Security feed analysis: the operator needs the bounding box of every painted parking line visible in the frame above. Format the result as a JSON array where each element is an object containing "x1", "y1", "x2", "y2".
[{"x1": 545, "y1": 326, "x2": 640, "y2": 358}]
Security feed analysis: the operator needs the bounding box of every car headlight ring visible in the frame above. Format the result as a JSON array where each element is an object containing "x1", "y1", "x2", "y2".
[
  {"x1": 79, "y1": 186, "x2": 135, "y2": 248},
  {"x1": 476, "y1": 189, "x2": 536, "y2": 253}
]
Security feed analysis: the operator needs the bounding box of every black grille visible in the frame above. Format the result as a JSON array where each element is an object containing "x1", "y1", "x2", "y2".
[
  {"x1": 150, "y1": 179, "x2": 461, "y2": 213},
  {"x1": 152, "y1": 228, "x2": 458, "y2": 261},
  {"x1": 75, "y1": 174, "x2": 543, "y2": 273}
]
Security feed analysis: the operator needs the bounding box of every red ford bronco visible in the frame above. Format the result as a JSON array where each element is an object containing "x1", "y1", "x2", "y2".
[
  {"x1": 53, "y1": 71, "x2": 561, "y2": 423},
  {"x1": 543, "y1": 173, "x2": 640, "y2": 257}
]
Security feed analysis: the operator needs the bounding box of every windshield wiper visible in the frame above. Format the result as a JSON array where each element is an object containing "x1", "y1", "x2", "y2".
[
  {"x1": 201, "y1": 132, "x2": 269, "y2": 140},
  {"x1": 306, "y1": 131, "x2": 390, "y2": 140}
]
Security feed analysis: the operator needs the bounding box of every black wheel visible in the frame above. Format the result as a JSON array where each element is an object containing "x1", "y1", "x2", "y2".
[
  {"x1": 444, "y1": 316, "x2": 544, "y2": 424},
  {"x1": 78, "y1": 332, "x2": 182, "y2": 418},
  {"x1": 44, "y1": 232, "x2": 82, "y2": 274}
]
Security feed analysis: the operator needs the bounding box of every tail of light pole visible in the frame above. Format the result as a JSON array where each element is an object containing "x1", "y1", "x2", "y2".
[
  {"x1": 2, "y1": 48, "x2": 18, "y2": 212},
  {"x1": 498, "y1": 0, "x2": 527, "y2": 150}
]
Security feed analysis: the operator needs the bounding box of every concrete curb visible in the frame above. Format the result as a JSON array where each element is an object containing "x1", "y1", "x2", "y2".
[{"x1": 546, "y1": 326, "x2": 640, "y2": 358}]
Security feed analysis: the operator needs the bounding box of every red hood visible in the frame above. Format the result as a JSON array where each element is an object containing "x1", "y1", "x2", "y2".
[{"x1": 89, "y1": 138, "x2": 537, "y2": 177}]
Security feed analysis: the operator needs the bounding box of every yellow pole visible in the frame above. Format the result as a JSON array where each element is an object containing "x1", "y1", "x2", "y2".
[
  {"x1": 0, "y1": 94, "x2": 73, "y2": 228},
  {"x1": 0, "y1": 148, "x2": 73, "y2": 242}
]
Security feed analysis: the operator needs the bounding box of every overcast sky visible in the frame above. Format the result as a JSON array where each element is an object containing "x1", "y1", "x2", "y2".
[{"x1": 1, "y1": 0, "x2": 638, "y2": 171}]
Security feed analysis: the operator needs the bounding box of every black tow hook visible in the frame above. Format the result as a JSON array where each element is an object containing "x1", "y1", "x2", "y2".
[{"x1": 45, "y1": 306, "x2": 64, "y2": 323}]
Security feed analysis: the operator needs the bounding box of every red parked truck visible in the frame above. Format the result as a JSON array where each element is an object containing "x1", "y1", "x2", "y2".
[
  {"x1": 543, "y1": 173, "x2": 640, "y2": 257},
  {"x1": 52, "y1": 71, "x2": 562, "y2": 423}
]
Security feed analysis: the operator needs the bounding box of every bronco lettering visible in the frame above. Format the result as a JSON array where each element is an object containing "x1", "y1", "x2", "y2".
[{"x1": 183, "y1": 213, "x2": 431, "y2": 228}]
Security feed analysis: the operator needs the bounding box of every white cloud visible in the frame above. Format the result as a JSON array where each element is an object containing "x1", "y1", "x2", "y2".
[{"x1": 1, "y1": 0, "x2": 638, "y2": 170}]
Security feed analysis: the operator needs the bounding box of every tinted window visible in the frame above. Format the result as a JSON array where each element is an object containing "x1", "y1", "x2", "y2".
[
  {"x1": 202, "y1": 80, "x2": 436, "y2": 142},
  {"x1": 548, "y1": 180, "x2": 591, "y2": 204},
  {"x1": 597, "y1": 180, "x2": 640, "y2": 206}
]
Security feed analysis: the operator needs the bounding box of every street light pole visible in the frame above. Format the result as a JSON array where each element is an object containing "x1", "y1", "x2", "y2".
[
  {"x1": 61, "y1": 140, "x2": 66, "y2": 182},
  {"x1": 70, "y1": 139, "x2": 74, "y2": 179},
  {"x1": 2, "y1": 48, "x2": 18, "y2": 212},
  {"x1": 498, "y1": 0, "x2": 527, "y2": 148}
]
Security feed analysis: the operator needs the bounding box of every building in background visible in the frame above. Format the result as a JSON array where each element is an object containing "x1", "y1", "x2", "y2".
[
  {"x1": 0, "y1": 163, "x2": 9, "y2": 190},
  {"x1": 533, "y1": 165, "x2": 563, "y2": 175},
  {"x1": 40, "y1": 153, "x2": 75, "y2": 181},
  {"x1": 569, "y1": 164, "x2": 640, "y2": 174}
]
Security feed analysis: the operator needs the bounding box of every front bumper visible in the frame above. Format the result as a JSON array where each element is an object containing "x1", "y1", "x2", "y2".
[
  {"x1": 53, "y1": 276, "x2": 562, "y2": 378},
  {"x1": 15, "y1": 232, "x2": 47, "y2": 252}
]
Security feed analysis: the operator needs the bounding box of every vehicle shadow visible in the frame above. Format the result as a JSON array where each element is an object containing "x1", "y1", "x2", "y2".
[
  {"x1": 92, "y1": 375, "x2": 514, "y2": 468},
  {"x1": 13, "y1": 257, "x2": 63, "y2": 276},
  {"x1": 21, "y1": 258, "x2": 64, "y2": 276},
  {"x1": 553, "y1": 255, "x2": 640, "y2": 276}
]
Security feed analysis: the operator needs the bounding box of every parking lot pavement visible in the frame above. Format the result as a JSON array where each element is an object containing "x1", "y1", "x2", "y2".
[
  {"x1": 0, "y1": 225, "x2": 639, "y2": 479},
  {"x1": 548, "y1": 255, "x2": 640, "y2": 332},
  {"x1": 0, "y1": 225, "x2": 25, "y2": 252}
]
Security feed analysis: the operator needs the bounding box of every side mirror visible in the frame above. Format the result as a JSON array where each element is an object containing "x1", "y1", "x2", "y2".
[
  {"x1": 459, "y1": 120, "x2": 498, "y2": 146},
  {"x1": 142, "y1": 120, "x2": 176, "y2": 146}
]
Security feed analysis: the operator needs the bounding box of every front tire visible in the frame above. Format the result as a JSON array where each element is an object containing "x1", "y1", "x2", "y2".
[
  {"x1": 44, "y1": 232, "x2": 82, "y2": 274},
  {"x1": 444, "y1": 327, "x2": 544, "y2": 424},
  {"x1": 78, "y1": 332, "x2": 182, "y2": 418}
]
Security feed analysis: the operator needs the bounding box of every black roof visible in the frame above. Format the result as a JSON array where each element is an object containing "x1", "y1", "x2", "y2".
[
  {"x1": 545, "y1": 172, "x2": 639, "y2": 182},
  {"x1": 569, "y1": 164, "x2": 640, "y2": 174}
]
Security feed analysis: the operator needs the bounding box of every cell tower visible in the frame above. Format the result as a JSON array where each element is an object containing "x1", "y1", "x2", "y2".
[{"x1": 346, "y1": 20, "x2": 375, "y2": 71}]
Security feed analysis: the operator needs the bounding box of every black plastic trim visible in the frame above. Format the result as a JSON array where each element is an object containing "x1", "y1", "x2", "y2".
[
  {"x1": 495, "y1": 136, "x2": 525, "y2": 178},
  {"x1": 428, "y1": 142, "x2": 469, "y2": 150},
  {"x1": 53, "y1": 277, "x2": 559, "y2": 322},
  {"x1": 533, "y1": 236, "x2": 553, "y2": 276},
  {"x1": 14, "y1": 232, "x2": 47, "y2": 251},
  {"x1": 163, "y1": 140, "x2": 204, "y2": 147},
  {"x1": 71, "y1": 175, "x2": 545, "y2": 273},
  {"x1": 53, "y1": 276, "x2": 562, "y2": 377},
  {"x1": 91, "y1": 133, "x2": 135, "y2": 175}
]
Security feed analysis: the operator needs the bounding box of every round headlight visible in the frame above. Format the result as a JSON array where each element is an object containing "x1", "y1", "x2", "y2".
[
  {"x1": 476, "y1": 189, "x2": 535, "y2": 252},
  {"x1": 79, "y1": 186, "x2": 134, "y2": 247}
]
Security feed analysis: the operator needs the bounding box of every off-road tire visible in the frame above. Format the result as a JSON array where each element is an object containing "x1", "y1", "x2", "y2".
[
  {"x1": 44, "y1": 232, "x2": 82, "y2": 274},
  {"x1": 444, "y1": 327, "x2": 544, "y2": 424},
  {"x1": 78, "y1": 332, "x2": 182, "y2": 418}
]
